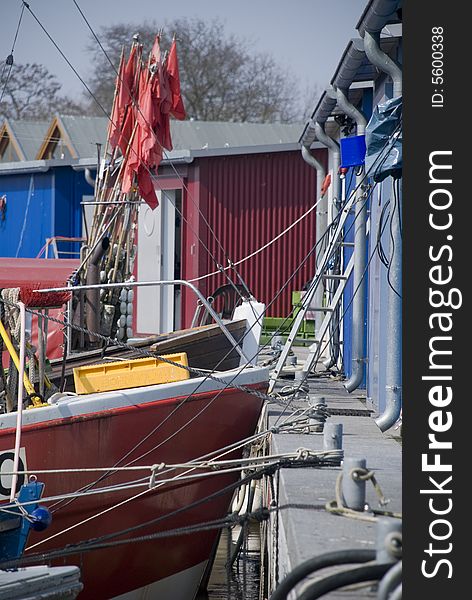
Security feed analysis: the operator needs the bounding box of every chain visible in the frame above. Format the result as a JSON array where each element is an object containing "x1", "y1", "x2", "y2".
[{"x1": 0, "y1": 297, "x2": 272, "y2": 404}]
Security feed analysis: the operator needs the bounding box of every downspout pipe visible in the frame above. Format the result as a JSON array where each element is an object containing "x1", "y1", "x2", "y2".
[
  {"x1": 84, "y1": 168, "x2": 96, "y2": 188},
  {"x1": 335, "y1": 86, "x2": 368, "y2": 393},
  {"x1": 301, "y1": 144, "x2": 326, "y2": 336},
  {"x1": 363, "y1": 30, "x2": 402, "y2": 97},
  {"x1": 314, "y1": 121, "x2": 342, "y2": 370},
  {"x1": 314, "y1": 121, "x2": 341, "y2": 211},
  {"x1": 361, "y1": 26, "x2": 402, "y2": 431}
]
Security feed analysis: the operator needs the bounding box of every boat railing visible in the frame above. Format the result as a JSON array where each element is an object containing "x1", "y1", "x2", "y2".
[{"x1": 34, "y1": 279, "x2": 250, "y2": 364}]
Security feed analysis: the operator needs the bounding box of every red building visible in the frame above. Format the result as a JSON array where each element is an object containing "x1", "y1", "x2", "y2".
[
  {"x1": 135, "y1": 123, "x2": 326, "y2": 333},
  {"x1": 0, "y1": 116, "x2": 326, "y2": 334}
]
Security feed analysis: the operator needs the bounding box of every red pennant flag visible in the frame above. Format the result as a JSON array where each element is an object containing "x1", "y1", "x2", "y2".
[
  {"x1": 117, "y1": 45, "x2": 138, "y2": 155},
  {"x1": 108, "y1": 51, "x2": 125, "y2": 150},
  {"x1": 137, "y1": 165, "x2": 158, "y2": 210},
  {"x1": 167, "y1": 39, "x2": 186, "y2": 120},
  {"x1": 123, "y1": 69, "x2": 160, "y2": 210},
  {"x1": 153, "y1": 62, "x2": 172, "y2": 151},
  {"x1": 140, "y1": 77, "x2": 158, "y2": 167},
  {"x1": 150, "y1": 35, "x2": 161, "y2": 65}
]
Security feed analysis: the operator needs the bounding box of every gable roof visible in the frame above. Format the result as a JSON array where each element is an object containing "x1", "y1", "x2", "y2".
[
  {"x1": 55, "y1": 115, "x2": 109, "y2": 158},
  {"x1": 1, "y1": 115, "x2": 304, "y2": 167},
  {"x1": 1, "y1": 119, "x2": 49, "y2": 161}
]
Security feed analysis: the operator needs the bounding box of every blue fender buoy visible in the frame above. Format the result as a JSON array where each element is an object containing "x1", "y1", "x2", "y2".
[{"x1": 30, "y1": 505, "x2": 52, "y2": 532}]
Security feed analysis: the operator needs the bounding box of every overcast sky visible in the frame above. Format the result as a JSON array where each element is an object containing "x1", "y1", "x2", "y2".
[{"x1": 2, "y1": 0, "x2": 367, "y2": 113}]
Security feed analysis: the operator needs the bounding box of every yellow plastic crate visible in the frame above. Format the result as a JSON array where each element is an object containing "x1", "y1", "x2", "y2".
[{"x1": 73, "y1": 352, "x2": 189, "y2": 394}]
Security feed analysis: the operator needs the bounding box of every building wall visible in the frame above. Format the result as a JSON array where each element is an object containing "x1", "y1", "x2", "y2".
[
  {"x1": 0, "y1": 166, "x2": 93, "y2": 259},
  {"x1": 181, "y1": 150, "x2": 323, "y2": 325},
  {"x1": 366, "y1": 61, "x2": 402, "y2": 412},
  {"x1": 0, "y1": 171, "x2": 53, "y2": 258},
  {"x1": 54, "y1": 167, "x2": 94, "y2": 255}
]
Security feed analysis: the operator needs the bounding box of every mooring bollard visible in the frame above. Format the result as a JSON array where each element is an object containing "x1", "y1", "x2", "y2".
[
  {"x1": 309, "y1": 395, "x2": 327, "y2": 430},
  {"x1": 323, "y1": 422, "x2": 343, "y2": 451},
  {"x1": 376, "y1": 517, "x2": 402, "y2": 563},
  {"x1": 342, "y1": 457, "x2": 367, "y2": 511}
]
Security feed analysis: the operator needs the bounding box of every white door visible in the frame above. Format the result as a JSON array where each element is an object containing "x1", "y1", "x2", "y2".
[{"x1": 136, "y1": 190, "x2": 176, "y2": 334}]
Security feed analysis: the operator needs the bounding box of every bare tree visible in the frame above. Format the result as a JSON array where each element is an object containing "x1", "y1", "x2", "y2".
[
  {"x1": 0, "y1": 62, "x2": 85, "y2": 120},
  {"x1": 85, "y1": 18, "x2": 300, "y2": 123},
  {"x1": 300, "y1": 82, "x2": 323, "y2": 122}
]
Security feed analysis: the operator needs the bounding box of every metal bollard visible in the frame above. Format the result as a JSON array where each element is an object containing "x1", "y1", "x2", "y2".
[
  {"x1": 271, "y1": 335, "x2": 284, "y2": 351},
  {"x1": 342, "y1": 457, "x2": 366, "y2": 511},
  {"x1": 323, "y1": 423, "x2": 343, "y2": 451},
  {"x1": 376, "y1": 517, "x2": 402, "y2": 563},
  {"x1": 309, "y1": 396, "x2": 327, "y2": 430}
]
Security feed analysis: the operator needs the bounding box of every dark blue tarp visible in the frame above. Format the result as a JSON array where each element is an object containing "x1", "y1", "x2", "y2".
[{"x1": 365, "y1": 95, "x2": 402, "y2": 182}]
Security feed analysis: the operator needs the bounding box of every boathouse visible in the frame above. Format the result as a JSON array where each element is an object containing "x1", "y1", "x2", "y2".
[
  {"x1": 298, "y1": 5, "x2": 403, "y2": 415},
  {"x1": 0, "y1": 117, "x2": 326, "y2": 331}
]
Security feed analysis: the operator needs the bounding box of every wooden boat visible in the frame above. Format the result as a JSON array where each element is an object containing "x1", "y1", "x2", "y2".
[
  {"x1": 0, "y1": 289, "x2": 268, "y2": 599},
  {"x1": 0, "y1": 33, "x2": 269, "y2": 598}
]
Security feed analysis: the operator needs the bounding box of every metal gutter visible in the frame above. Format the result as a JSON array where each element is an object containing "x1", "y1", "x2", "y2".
[
  {"x1": 331, "y1": 39, "x2": 366, "y2": 90},
  {"x1": 364, "y1": 31, "x2": 402, "y2": 97},
  {"x1": 357, "y1": 0, "x2": 402, "y2": 38},
  {"x1": 0, "y1": 160, "x2": 51, "y2": 175},
  {"x1": 314, "y1": 120, "x2": 342, "y2": 368},
  {"x1": 1, "y1": 141, "x2": 310, "y2": 177}
]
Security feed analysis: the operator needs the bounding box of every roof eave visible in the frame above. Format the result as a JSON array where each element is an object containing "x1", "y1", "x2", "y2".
[{"x1": 357, "y1": 0, "x2": 402, "y2": 37}]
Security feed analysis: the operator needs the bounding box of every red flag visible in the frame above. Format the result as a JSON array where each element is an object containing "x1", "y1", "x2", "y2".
[
  {"x1": 122, "y1": 69, "x2": 146, "y2": 194},
  {"x1": 167, "y1": 39, "x2": 186, "y2": 120},
  {"x1": 117, "y1": 46, "x2": 138, "y2": 155},
  {"x1": 108, "y1": 51, "x2": 125, "y2": 150},
  {"x1": 150, "y1": 35, "x2": 161, "y2": 65},
  {"x1": 153, "y1": 62, "x2": 173, "y2": 151},
  {"x1": 140, "y1": 77, "x2": 158, "y2": 166},
  {"x1": 122, "y1": 69, "x2": 160, "y2": 210},
  {"x1": 137, "y1": 165, "x2": 158, "y2": 210}
]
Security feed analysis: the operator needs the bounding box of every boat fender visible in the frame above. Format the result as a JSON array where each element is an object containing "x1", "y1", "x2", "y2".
[{"x1": 30, "y1": 505, "x2": 52, "y2": 531}]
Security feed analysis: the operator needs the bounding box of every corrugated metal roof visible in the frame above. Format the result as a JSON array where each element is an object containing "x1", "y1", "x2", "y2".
[
  {"x1": 170, "y1": 121, "x2": 303, "y2": 151},
  {"x1": 57, "y1": 117, "x2": 302, "y2": 157},
  {"x1": 5, "y1": 119, "x2": 49, "y2": 160},
  {"x1": 58, "y1": 115, "x2": 108, "y2": 158}
]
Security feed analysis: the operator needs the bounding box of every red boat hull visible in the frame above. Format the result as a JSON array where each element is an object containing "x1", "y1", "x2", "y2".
[{"x1": 0, "y1": 371, "x2": 267, "y2": 599}]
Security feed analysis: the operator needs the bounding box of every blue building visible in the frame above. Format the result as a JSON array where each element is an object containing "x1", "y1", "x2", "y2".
[
  {"x1": 0, "y1": 115, "x2": 107, "y2": 258},
  {"x1": 299, "y1": 0, "x2": 402, "y2": 427}
]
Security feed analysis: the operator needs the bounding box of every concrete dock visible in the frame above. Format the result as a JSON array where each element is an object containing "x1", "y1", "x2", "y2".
[{"x1": 265, "y1": 348, "x2": 402, "y2": 598}]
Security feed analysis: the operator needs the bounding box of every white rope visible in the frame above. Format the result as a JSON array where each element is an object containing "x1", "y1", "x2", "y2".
[
  {"x1": 4, "y1": 446, "x2": 339, "y2": 478},
  {"x1": 26, "y1": 431, "x2": 334, "y2": 549},
  {"x1": 25, "y1": 433, "x2": 273, "y2": 550},
  {"x1": 188, "y1": 196, "x2": 322, "y2": 283},
  {"x1": 15, "y1": 175, "x2": 34, "y2": 258},
  {"x1": 26, "y1": 483, "x2": 156, "y2": 551},
  {"x1": 6, "y1": 447, "x2": 341, "y2": 518}
]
